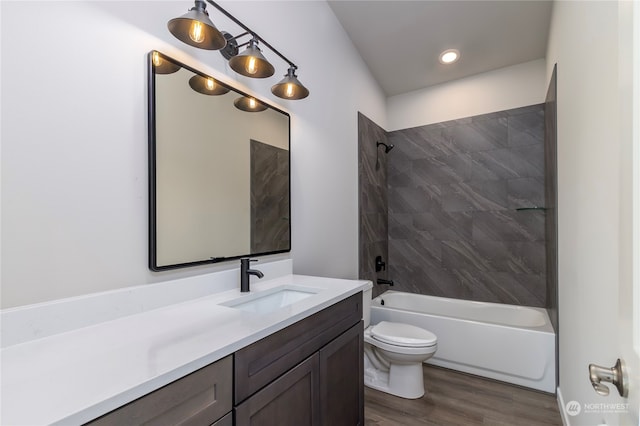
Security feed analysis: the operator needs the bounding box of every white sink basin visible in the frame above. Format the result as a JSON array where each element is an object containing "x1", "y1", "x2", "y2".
[{"x1": 221, "y1": 286, "x2": 320, "y2": 314}]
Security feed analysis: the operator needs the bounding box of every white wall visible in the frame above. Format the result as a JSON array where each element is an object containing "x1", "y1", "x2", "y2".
[
  {"x1": 386, "y1": 58, "x2": 546, "y2": 131},
  {"x1": 546, "y1": 1, "x2": 632, "y2": 425},
  {"x1": 0, "y1": 1, "x2": 386, "y2": 308}
]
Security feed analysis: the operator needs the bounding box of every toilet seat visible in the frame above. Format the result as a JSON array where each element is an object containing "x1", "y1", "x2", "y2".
[{"x1": 370, "y1": 321, "x2": 437, "y2": 348}]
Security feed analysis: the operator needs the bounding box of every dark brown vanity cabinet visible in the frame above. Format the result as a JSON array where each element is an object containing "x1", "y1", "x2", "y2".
[
  {"x1": 86, "y1": 292, "x2": 363, "y2": 426},
  {"x1": 234, "y1": 293, "x2": 364, "y2": 426},
  {"x1": 86, "y1": 355, "x2": 233, "y2": 426}
]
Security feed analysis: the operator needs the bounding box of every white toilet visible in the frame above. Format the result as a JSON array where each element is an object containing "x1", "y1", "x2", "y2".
[{"x1": 363, "y1": 285, "x2": 437, "y2": 399}]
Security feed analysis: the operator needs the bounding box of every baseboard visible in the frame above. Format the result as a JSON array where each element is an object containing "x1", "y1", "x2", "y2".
[{"x1": 556, "y1": 386, "x2": 570, "y2": 426}]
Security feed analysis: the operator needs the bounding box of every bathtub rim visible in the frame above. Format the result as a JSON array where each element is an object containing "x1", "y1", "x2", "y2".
[{"x1": 371, "y1": 290, "x2": 555, "y2": 334}]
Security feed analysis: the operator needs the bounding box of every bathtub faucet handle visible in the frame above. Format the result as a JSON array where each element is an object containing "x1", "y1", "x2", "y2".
[{"x1": 375, "y1": 256, "x2": 386, "y2": 272}]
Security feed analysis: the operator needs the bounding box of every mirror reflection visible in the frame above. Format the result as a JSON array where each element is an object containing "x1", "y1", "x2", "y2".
[{"x1": 149, "y1": 51, "x2": 290, "y2": 271}]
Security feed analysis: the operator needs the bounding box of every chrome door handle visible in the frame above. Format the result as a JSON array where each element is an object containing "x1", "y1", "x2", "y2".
[{"x1": 588, "y1": 358, "x2": 628, "y2": 397}]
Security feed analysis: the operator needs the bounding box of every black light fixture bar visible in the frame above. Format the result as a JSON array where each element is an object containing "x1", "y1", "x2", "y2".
[
  {"x1": 223, "y1": 31, "x2": 249, "y2": 45},
  {"x1": 205, "y1": 0, "x2": 298, "y2": 70},
  {"x1": 168, "y1": 0, "x2": 308, "y2": 99}
]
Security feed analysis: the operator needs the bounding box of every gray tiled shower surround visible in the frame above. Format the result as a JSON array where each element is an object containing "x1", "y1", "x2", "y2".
[
  {"x1": 358, "y1": 113, "x2": 390, "y2": 298},
  {"x1": 359, "y1": 104, "x2": 547, "y2": 307},
  {"x1": 250, "y1": 140, "x2": 290, "y2": 254}
]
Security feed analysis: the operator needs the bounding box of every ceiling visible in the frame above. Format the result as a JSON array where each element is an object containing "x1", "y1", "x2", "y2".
[{"x1": 328, "y1": 0, "x2": 553, "y2": 97}]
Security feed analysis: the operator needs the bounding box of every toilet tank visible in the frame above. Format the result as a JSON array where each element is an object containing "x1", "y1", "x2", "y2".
[{"x1": 362, "y1": 281, "x2": 373, "y2": 328}]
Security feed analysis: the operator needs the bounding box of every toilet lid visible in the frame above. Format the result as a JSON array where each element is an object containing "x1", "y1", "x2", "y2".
[{"x1": 370, "y1": 321, "x2": 437, "y2": 347}]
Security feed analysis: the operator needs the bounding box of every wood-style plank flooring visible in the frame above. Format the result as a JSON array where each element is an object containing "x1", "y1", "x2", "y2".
[{"x1": 365, "y1": 365, "x2": 562, "y2": 426}]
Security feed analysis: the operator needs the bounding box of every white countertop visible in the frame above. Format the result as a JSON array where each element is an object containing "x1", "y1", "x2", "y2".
[{"x1": 1, "y1": 274, "x2": 369, "y2": 426}]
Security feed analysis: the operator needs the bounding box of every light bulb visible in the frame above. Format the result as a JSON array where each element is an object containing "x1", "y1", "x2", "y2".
[
  {"x1": 246, "y1": 57, "x2": 258, "y2": 75},
  {"x1": 206, "y1": 78, "x2": 215, "y2": 91},
  {"x1": 285, "y1": 83, "x2": 294, "y2": 98},
  {"x1": 152, "y1": 51, "x2": 162, "y2": 67},
  {"x1": 249, "y1": 98, "x2": 257, "y2": 109},
  {"x1": 439, "y1": 49, "x2": 460, "y2": 64},
  {"x1": 441, "y1": 51, "x2": 457, "y2": 63},
  {"x1": 189, "y1": 21, "x2": 205, "y2": 43}
]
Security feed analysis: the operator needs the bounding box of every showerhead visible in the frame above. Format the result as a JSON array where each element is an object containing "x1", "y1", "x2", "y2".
[{"x1": 377, "y1": 141, "x2": 394, "y2": 153}]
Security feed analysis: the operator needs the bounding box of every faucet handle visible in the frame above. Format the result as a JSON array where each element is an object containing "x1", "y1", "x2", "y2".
[{"x1": 240, "y1": 258, "x2": 259, "y2": 271}]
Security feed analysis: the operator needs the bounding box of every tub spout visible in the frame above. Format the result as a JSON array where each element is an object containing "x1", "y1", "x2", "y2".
[{"x1": 377, "y1": 278, "x2": 394, "y2": 286}]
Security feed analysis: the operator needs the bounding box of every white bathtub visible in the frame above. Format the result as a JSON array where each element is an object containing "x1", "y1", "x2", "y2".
[{"x1": 370, "y1": 290, "x2": 556, "y2": 393}]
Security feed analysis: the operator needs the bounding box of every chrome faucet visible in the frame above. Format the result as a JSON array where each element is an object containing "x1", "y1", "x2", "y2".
[{"x1": 240, "y1": 258, "x2": 264, "y2": 292}]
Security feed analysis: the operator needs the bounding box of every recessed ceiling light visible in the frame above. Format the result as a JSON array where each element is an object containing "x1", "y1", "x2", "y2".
[{"x1": 439, "y1": 49, "x2": 460, "y2": 64}]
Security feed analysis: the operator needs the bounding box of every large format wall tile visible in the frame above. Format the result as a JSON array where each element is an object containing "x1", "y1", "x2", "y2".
[
  {"x1": 545, "y1": 67, "x2": 558, "y2": 334},
  {"x1": 507, "y1": 177, "x2": 545, "y2": 209},
  {"x1": 358, "y1": 113, "x2": 391, "y2": 297},
  {"x1": 411, "y1": 210, "x2": 473, "y2": 240},
  {"x1": 251, "y1": 140, "x2": 290, "y2": 253},
  {"x1": 387, "y1": 104, "x2": 546, "y2": 307},
  {"x1": 444, "y1": 118, "x2": 508, "y2": 153},
  {"x1": 471, "y1": 210, "x2": 545, "y2": 241},
  {"x1": 441, "y1": 180, "x2": 508, "y2": 212}
]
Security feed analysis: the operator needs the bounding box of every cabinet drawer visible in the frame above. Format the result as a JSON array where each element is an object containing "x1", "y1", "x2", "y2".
[
  {"x1": 86, "y1": 355, "x2": 232, "y2": 426},
  {"x1": 235, "y1": 293, "x2": 362, "y2": 403}
]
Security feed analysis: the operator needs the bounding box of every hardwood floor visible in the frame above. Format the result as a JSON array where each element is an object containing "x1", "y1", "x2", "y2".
[{"x1": 364, "y1": 365, "x2": 562, "y2": 426}]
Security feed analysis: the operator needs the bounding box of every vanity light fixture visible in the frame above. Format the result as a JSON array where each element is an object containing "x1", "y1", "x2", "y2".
[
  {"x1": 188, "y1": 75, "x2": 230, "y2": 96},
  {"x1": 167, "y1": 0, "x2": 227, "y2": 50},
  {"x1": 234, "y1": 96, "x2": 268, "y2": 112},
  {"x1": 228, "y1": 38, "x2": 275, "y2": 78},
  {"x1": 439, "y1": 49, "x2": 460, "y2": 64},
  {"x1": 168, "y1": 1, "x2": 309, "y2": 99},
  {"x1": 271, "y1": 66, "x2": 309, "y2": 100}
]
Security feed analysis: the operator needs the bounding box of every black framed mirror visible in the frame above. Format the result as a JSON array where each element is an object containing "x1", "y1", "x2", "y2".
[{"x1": 148, "y1": 51, "x2": 290, "y2": 271}]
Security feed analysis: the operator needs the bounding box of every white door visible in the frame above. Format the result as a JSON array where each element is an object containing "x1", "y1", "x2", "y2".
[
  {"x1": 612, "y1": 1, "x2": 639, "y2": 424},
  {"x1": 551, "y1": 1, "x2": 639, "y2": 424},
  {"x1": 571, "y1": 1, "x2": 639, "y2": 424},
  {"x1": 622, "y1": 0, "x2": 640, "y2": 423}
]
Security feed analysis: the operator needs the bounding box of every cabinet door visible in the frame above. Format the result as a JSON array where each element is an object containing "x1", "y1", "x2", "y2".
[
  {"x1": 319, "y1": 322, "x2": 364, "y2": 426},
  {"x1": 235, "y1": 354, "x2": 320, "y2": 426}
]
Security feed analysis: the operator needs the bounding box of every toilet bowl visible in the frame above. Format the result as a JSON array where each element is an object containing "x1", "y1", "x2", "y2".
[{"x1": 362, "y1": 285, "x2": 437, "y2": 399}]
